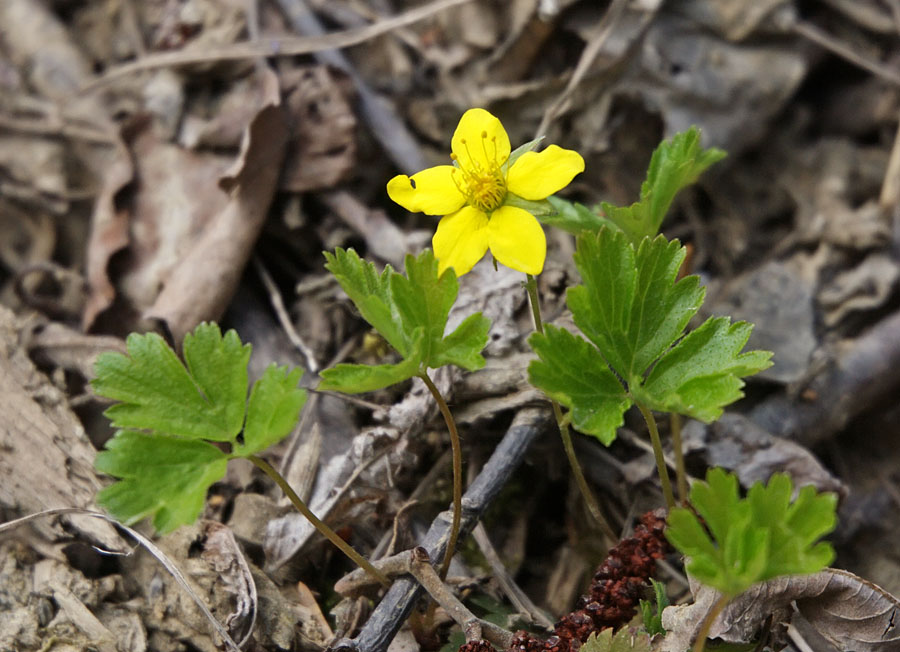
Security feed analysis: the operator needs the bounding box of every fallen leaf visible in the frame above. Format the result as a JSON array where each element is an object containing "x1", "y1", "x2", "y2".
[
  {"x1": 279, "y1": 65, "x2": 356, "y2": 192},
  {"x1": 200, "y1": 521, "x2": 257, "y2": 646},
  {"x1": 145, "y1": 67, "x2": 287, "y2": 342},
  {"x1": 660, "y1": 569, "x2": 900, "y2": 651}
]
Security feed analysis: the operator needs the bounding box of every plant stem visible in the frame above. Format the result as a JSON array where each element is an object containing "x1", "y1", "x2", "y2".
[
  {"x1": 670, "y1": 412, "x2": 688, "y2": 504},
  {"x1": 636, "y1": 402, "x2": 676, "y2": 510},
  {"x1": 525, "y1": 274, "x2": 617, "y2": 542},
  {"x1": 248, "y1": 454, "x2": 390, "y2": 588},
  {"x1": 418, "y1": 372, "x2": 463, "y2": 580},
  {"x1": 693, "y1": 594, "x2": 730, "y2": 652}
]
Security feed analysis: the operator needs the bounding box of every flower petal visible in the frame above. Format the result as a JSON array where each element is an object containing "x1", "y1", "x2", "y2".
[
  {"x1": 387, "y1": 165, "x2": 466, "y2": 215},
  {"x1": 507, "y1": 145, "x2": 585, "y2": 200},
  {"x1": 487, "y1": 206, "x2": 546, "y2": 275},
  {"x1": 451, "y1": 108, "x2": 511, "y2": 174},
  {"x1": 433, "y1": 206, "x2": 490, "y2": 277}
]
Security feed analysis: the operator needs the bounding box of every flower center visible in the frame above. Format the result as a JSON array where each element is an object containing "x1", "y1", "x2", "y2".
[{"x1": 451, "y1": 131, "x2": 507, "y2": 213}]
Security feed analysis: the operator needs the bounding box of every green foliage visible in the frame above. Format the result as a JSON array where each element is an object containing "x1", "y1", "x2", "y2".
[
  {"x1": 319, "y1": 248, "x2": 491, "y2": 393},
  {"x1": 542, "y1": 196, "x2": 619, "y2": 235},
  {"x1": 93, "y1": 323, "x2": 307, "y2": 533},
  {"x1": 541, "y1": 127, "x2": 725, "y2": 242},
  {"x1": 528, "y1": 228, "x2": 771, "y2": 446},
  {"x1": 665, "y1": 468, "x2": 838, "y2": 598},
  {"x1": 580, "y1": 628, "x2": 651, "y2": 652},
  {"x1": 639, "y1": 578, "x2": 668, "y2": 636},
  {"x1": 601, "y1": 127, "x2": 726, "y2": 244}
]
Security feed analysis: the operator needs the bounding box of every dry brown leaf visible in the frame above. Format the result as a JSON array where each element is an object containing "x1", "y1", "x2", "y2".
[
  {"x1": 819, "y1": 252, "x2": 900, "y2": 327},
  {"x1": 83, "y1": 140, "x2": 135, "y2": 331},
  {"x1": 706, "y1": 259, "x2": 816, "y2": 384},
  {"x1": 279, "y1": 65, "x2": 357, "y2": 192},
  {"x1": 681, "y1": 413, "x2": 845, "y2": 496},
  {"x1": 714, "y1": 569, "x2": 900, "y2": 650},
  {"x1": 144, "y1": 67, "x2": 287, "y2": 342},
  {"x1": 23, "y1": 319, "x2": 125, "y2": 381},
  {"x1": 661, "y1": 569, "x2": 900, "y2": 651},
  {"x1": 199, "y1": 522, "x2": 257, "y2": 647}
]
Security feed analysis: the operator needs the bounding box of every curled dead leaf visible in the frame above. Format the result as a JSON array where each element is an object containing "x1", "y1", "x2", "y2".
[{"x1": 661, "y1": 568, "x2": 900, "y2": 651}]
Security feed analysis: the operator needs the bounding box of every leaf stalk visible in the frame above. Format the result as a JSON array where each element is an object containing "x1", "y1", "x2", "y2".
[
  {"x1": 692, "y1": 593, "x2": 730, "y2": 652},
  {"x1": 248, "y1": 454, "x2": 390, "y2": 587},
  {"x1": 418, "y1": 372, "x2": 464, "y2": 580},
  {"x1": 670, "y1": 412, "x2": 688, "y2": 504},
  {"x1": 525, "y1": 274, "x2": 617, "y2": 542},
  {"x1": 636, "y1": 402, "x2": 676, "y2": 510}
]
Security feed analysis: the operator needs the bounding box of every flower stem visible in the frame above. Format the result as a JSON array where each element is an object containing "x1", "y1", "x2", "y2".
[
  {"x1": 635, "y1": 403, "x2": 676, "y2": 511},
  {"x1": 693, "y1": 594, "x2": 730, "y2": 652},
  {"x1": 419, "y1": 372, "x2": 463, "y2": 580},
  {"x1": 670, "y1": 412, "x2": 688, "y2": 504},
  {"x1": 525, "y1": 274, "x2": 617, "y2": 542},
  {"x1": 248, "y1": 454, "x2": 390, "y2": 588}
]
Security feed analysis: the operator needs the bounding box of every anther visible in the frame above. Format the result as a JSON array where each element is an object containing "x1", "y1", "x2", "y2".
[{"x1": 481, "y1": 130, "x2": 487, "y2": 138}]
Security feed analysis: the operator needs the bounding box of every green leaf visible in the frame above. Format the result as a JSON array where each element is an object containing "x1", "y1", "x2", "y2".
[
  {"x1": 94, "y1": 326, "x2": 250, "y2": 441},
  {"x1": 600, "y1": 126, "x2": 726, "y2": 243},
  {"x1": 93, "y1": 323, "x2": 307, "y2": 533},
  {"x1": 237, "y1": 365, "x2": 307, "y2": 456},
  {"x1": 318, "y1": 331, "x2": 425, "y2": 393},
  {"x1": 95, "y1": 431, "x2": 228, "y2": 534},
  {"x1": 318, "y1": 248, "x2": 491, "y2": 393},
  {"x1": 503, "y1": 194, "x2": 557, "y2": 217},
  {"x1": 665, "y1": 468, "x2": 837, "y2": 598},
  {"x1": 527, "y1": 227, "x2": 770, "y2": 446},
  {"x1": 580, "y1": 628, "x2": 651, "y2": 652},
  {"x1": 528, "y1": 325, "x2": 630, "y2": 445},
  {"x1": 640, "y1": 578, "x2": 669, "y2": 636},
  {"x1": 389, "y1": 249, "x2": 458, "y2": 363},
  {"x1": 540, "y1": 196, "x2": 619, "y2": 235},
  {"x1": 636, "y1": 317, "x2": 773, "y2": 422},
  {"x1": 569, "y1": 229, "x2": 705, "y2": 382},
  {"x1": 325, "y1": 248, "x2": 410, "y2": 356},
  {"x1": 432, "y1": 313, "x2": 491, "y2": 371},
  {"x1": 505, "y1": 136, "x2": 543, "y2": 169},
  {"x1": 183, "y1": 323, "x2": 251, "y2": 439}
]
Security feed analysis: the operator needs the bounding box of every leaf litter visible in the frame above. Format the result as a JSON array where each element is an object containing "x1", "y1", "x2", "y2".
[{"x1": 2, "y1": 1, "x2": 900, "y2": 651}]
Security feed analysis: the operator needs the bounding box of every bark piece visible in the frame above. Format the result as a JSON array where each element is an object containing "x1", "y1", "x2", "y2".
[{"x1": 0, "y1": 304, "x2": 121, "y2": 550}]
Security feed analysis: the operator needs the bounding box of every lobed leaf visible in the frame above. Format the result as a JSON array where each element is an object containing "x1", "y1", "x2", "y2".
[
  {"x1": 432, "y1": 312, "x2": 491, "y2": 371},
  {"x1": 318, "y1": 332, "x2": 424, "y2": 394},
  {"x1": 318, "y1": 248, "x2": 490, "y2": 394},
  {"x1": 95, "y1": 431, "x2": 228, "y2": 534},
  {"x1": 93, "y1": 323, "x2": 307, "y2": 533},
  {"x1": 569, "y1": 230, "x2": 705, "y2": 382},
  {"x1": 325, "y1": 248, "x2": 410, "y2": 356},
  {"x1": 528, "y1": 325, "x2": 630, "y2": 445},
  {"x1": 639, "y1": 578, "x2": 669, "y2": 636},
  {"x1": 390, "y1": 249, "x2": 458, "y2": 363},
  {"x1": 183, "y1": 323, "x2": 251, "y2": 439},
  {"x1": 600, "y1": 126, "x2": 727, "y2": 243},
  {"x1": 539, "y1": 197, "x2": 618, "y2": 235},
  {"x1": 665, "y1": 468, "x2": 837, "y2": 598},
  {"x1": 636, "y1": 317, "x2": 773, "y2": 422},
  {"x1": 528, "y1": 227, "x2": 771, "y2": 447},
  {"x1": 94, "y1": 326, "x2": 249, "y2": 442},
  {"x1": 238, "y1": 364, "x2": 307, "y2": 456},
  {"x1": 579, "y1": 628, "x2": 651, "y2": 652}
]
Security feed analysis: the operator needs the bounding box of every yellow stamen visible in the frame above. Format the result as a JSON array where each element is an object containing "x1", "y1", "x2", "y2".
[{"x1": 452, "y1": 131, "x2": 508, "y2": 213}]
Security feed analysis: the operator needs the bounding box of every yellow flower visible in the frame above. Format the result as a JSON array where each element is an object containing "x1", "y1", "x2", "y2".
[{"x1": 387, "y1": 108, "x2": 584, "y2": 276}]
